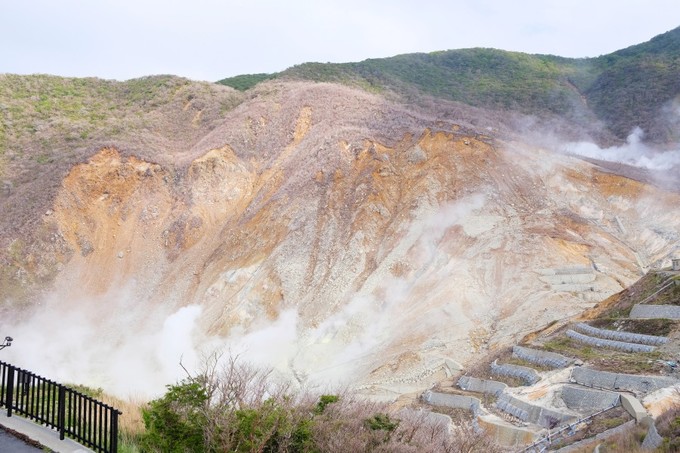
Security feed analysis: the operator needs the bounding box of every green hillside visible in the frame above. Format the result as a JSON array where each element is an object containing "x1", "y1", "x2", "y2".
[
  {"x1": 218, "y1": 26, "x2": 680, "y2": 143},
  {"x1": 585, "y1": 26, "x2": 680, "y2": 141}
]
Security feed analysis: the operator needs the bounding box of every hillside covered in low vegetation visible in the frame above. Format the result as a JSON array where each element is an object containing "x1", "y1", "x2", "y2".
[{"x1": 218, "y1": 26, "x2": 680, "y2": 144}]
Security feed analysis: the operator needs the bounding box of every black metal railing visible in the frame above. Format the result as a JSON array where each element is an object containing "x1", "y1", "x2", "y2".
[{"x1": 0, "y1": 360, "x2": 121, "y2": 453}]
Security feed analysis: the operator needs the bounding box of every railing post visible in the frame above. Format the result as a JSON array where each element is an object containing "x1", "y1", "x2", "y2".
[
  {"x1": 111, "y1": 410, "x2": 120, "y2": 453},
  {"x1": 5, "y1": 365, "x2": 14, "y2": 417},
  {"x1": 58, "y1": 385, "x2": 66, "y2": 440}
]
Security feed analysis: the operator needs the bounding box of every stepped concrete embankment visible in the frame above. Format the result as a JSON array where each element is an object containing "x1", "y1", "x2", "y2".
[
  {"x1": 560, "y1": 385, "x2": 620, "y2": 412},
  {"x1": 535, "y1": 267, "x2": 596, "y2": 293},
  {"x1": 512, "y1": 345, "x2": 572, "y2": 369},
  {"x1": 630, "y1": 304, "x2": 680, "y2": 319},
  {"x1": 573, "y1": 323, "x2": 668, "y2": 346},
  {"x1": 422, "y1": 390, "x2": 481, "y2": 415},
  {"x1": 398, "y1": 408, "x2": 453, "y2": 434},
  {"x1": 477, "y1": 415, "x2": 537, "y2": 447},
  {"x1": 566, "y1": 330, "x2": 656, "y2": 353},
  {"x1": 539, "y1": 274, "x2": 595, "y2": 285},
  {"x1": 490, "y1": 360, "x2": 540, "y2": 385},
  {"x1": 571, "y1": 367, "x2": 677, "y2": 395},
  {"x1": 419, "y1": 389, "x2": 539, "y2": 448},
  {"x1": 457, "y1": 376, "x2": 507, "y2": 396},
  {"x1": 495, "y1": 393, "x2": 575, "y2": 428}
]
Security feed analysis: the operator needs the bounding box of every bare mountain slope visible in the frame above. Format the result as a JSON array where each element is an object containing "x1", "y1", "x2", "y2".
[{"x1": 1, "y1": 80, "x2": 679, "y2": 399}]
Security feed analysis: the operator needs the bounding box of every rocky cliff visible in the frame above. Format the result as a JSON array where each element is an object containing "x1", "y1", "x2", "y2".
[{"x1": 1, "y1": 79, "x2": 679, "y2": 398}]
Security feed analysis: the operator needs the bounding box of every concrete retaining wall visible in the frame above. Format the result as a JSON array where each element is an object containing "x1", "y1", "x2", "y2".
[
  {"x1": 566, "y1": 329, "x2": 657, "y2": 353},
  {"x1": 477, "y1": 415, "x2": 537, "y2": 447},
  {"x1": 495, "y1": 394, "x2": 529, "y2": 421},
  {"x1": 554, "y1": 266, "x2": 593, "y2": 275},
  {"x1": 620, "y1": 394, "x2": 648, "y2": 423},
  {"x1": 630, "y1": 304, "x2": 680, "y2": 319},
  {"x1": 574, "y1": 323, "x2": 668, "y2": 345},
  {"x1": 490, "y1": 360, "x2": 540, "y2": 385},
  {"x1": 457, "y1": 376, "x2": 507, "y2": 396},
  {"x1": 495, "y1": 394, "x2": 575, "y2": 428},
  {"x1": 422, "y1": 390, "x2": 481, "y2": 415},
  {"x1": 553, "y1": 420, "x2": 636, "y2": 453},
  {"x1": 560, "y1": 385, "x2": 620, "y2": 413},
  {"x1": 537, "y1": 266, "x2": 593, "y2": 276},
  {"x1": 512, "y1": 345, "x2": 572, "y2": 369},
  {"x1": 539, "y1": 274, "x2": 595, "y2": 285},
  {"x1": 571, "y1": 367, "x2": 678, "y2": 395},
  {"x1": 552, "y1": 283, "x2": 595, "y2": 292},
  {"x1": 398, "y1": 408, "x2": 453, "y2": 434},
  {"x1": 641, "y1": 422, "x2": 663, "y2": 450}
]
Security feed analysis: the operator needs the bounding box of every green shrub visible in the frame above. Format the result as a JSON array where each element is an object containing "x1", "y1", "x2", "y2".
[
  {"x1": 314, "y1": 395, "x2": 339, "y2": 415},
  {"x1": 140, "y1": 380, "x2": 207, "y2": 453}
]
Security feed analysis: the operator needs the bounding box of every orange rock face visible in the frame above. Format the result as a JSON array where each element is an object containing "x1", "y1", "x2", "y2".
[{"x1": 2, "y1": 81, "x2": 680, "y2": 397}]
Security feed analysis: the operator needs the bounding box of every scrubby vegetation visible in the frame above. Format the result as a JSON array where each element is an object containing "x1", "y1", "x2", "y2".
[
  {"x1": 585, "y1": 26, "x2": 680, "y2": 142},
  {"x1": 591, "y1": 272, "x2": 680, "y2": 320},
  {"x1": 549, "y1": 407, "x2": 633, "y2": 450},
  {"x1": 656, "y1": 401, "x2": 680, "y2": 452},
  {"x1": 217, "y1": 26, "x2": 680, "y2": 143},
  {"x1": 123, "y1": 354, "x2": 501, "y2": 452},
  {"x1": 0, "y1": 74, "x2": 243, "y2": 160},
  {"x1": 589, "y1": 318, "x2": 677, "y2": 336},
  {"x1": 217, "y1": 73, "x2": 276, "y2": 91}
]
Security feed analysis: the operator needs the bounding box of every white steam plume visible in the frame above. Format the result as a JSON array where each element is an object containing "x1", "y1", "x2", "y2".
[
  {"x1": 200, "y1": 194, "x2": 488, "y2": 389},
  {"x1": 0, "y1": 286, "x2": 206, "y2": 399},
  {"x1": 562, "y1": 127, "x2": 680, "y2": 171},
  {"x1": 0, "y1": 194, "x2": 487, "y2": 399}
]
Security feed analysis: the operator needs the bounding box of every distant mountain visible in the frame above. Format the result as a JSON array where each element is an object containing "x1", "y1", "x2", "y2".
[{"x1": 218, "y1": 26, "x2": 680, "y2": 144}]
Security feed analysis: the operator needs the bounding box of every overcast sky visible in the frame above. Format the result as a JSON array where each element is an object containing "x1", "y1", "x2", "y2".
[{"x1": 1, "y1": 0, "x2": 679, "y2": 82}]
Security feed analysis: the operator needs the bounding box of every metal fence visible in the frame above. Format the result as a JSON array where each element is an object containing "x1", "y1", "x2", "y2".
[{"x1": 0, "y1": 360, "x2": 121, "y2": 453}]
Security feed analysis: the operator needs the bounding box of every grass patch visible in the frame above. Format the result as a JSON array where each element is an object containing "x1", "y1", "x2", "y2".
[
  {"x1": 589, "y1": 318, "x2": 677, "y2": 336},
  {"x1": 603, "y1": 306, "x2": 634, "y2": 319},
  {"x1": 542, "y1": 335, "x2": 666, "y2": 374},
  {"x1": 64, "y1": 383, "x2": 104, "y2": 399},
  {"x1": 597, "y1": 272, "x2": 679, "y2": 318},
  {"x1": 487, "y1": 374, "x2": 527, "y2": 388},
  {"x1": 505, "y1": 356, "x2": 553, "y2": 373},
  {"x1": 542, "y1": 336, "x2": 597, "y2": 360},
  {"x1": 647, "y1": 279, "x2": 680, "y2": 306},
  {"x1": 35, "y1": 153, "x2": 51, "y2": 164}
]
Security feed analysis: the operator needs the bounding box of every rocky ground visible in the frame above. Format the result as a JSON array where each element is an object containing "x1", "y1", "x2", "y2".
[{"x1": 1, "y1": 78, "x2": 679, "y2": 404}]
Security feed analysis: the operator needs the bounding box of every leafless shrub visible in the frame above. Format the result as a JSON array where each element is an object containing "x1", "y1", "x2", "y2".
[
  {"x1": 149, "y1": 352, "x2": 502, "y2": 452},
  {"x1": 654, "y1": 389, "x2": 680, "y2": 452}
]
